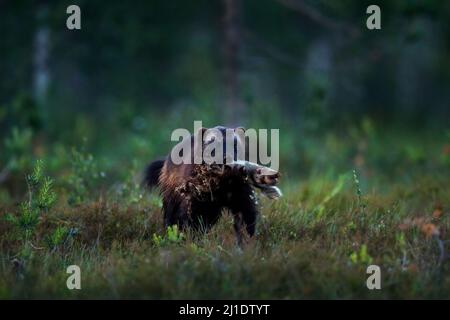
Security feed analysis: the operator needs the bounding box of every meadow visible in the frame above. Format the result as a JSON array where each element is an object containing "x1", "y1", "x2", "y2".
[{"x1": 1, "y1": 110, "x2": 449, "y2": 299}]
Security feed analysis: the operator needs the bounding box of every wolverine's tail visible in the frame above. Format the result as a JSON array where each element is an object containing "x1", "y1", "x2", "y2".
[{"x1": 143, "y1": 158, "x2": 165, "y2": 190}]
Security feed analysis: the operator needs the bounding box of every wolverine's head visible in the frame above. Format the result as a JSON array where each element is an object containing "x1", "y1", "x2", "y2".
[{"x1": 196, "y1": 126, "x2": 247, "y2": 165}]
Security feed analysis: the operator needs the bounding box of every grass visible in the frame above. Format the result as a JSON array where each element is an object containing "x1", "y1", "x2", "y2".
[
  {"x1": 0, "y1": 167, "x2": 449, "y2": 299},
  {"x1": 0, "y1": 119, "x2": 449, "y2": 299}
]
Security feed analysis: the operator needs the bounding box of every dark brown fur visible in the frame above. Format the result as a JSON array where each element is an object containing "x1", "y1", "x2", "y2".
[{"x1": 144, "y1": 126, "x2": 260, "y2": 244}]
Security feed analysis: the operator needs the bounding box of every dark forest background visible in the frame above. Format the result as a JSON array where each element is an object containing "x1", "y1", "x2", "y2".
[
  {"x1": 2, "y1": 0, "x2": 450, "y2": 194},
  {"x1": 1, "y1": 0, "x2": 450, "y2": 187},
  {"x1": 2, "y1": 1, "x2": 449, "y2": 128}
]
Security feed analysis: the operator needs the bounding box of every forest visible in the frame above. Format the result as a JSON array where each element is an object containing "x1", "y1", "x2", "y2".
[{"x1": 0, "y1": 0, "x2": 449, "y2": 299}]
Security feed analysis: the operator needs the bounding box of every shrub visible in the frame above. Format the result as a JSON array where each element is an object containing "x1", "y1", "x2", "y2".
[
  {"x1": 153, "y1": 225, "x2": 185, "y2": 247},
  {"x1": 67, "y1": 146, "x2": 105, "y2": 206},
  {"x1": 5, "y1": 160, "x2": 57, "y2": 256}
]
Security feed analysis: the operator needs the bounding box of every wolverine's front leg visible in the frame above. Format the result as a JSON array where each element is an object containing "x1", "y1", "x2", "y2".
[
  {"x1": 230, "y1": 185, "x2": 259, "y2": 245},
  {"x1": 163, "y1": 195, "x2": 191, "y2": 229}
]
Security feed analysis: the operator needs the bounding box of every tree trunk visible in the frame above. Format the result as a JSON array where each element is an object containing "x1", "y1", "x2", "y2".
[
  {"x1": 34, "y1": 2, "x2": 50, "y2": 106},
  {"x1": 223, "y1": 0, "x2": 243, "y2": 126}
]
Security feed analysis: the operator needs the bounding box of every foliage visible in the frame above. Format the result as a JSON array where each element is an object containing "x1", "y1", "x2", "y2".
[
  {"x1": 113, "y1": 159, "x2": 144, "y2": 205},
  {"x1": 350, "y1": 244, "x2": 373, "y2": 266},
  {"x1": 5, "y1": 160, "x2": 57, "y2": 258},
  {"x1": 67, "y1": 145, "x2": 105, "y2": 206},
  {"x1": 153, "y1": 225, "x2": 185, "y2": 247},
  {"x1": 0, "y1": 103, "x2": 449, "y2": 299},
  {"x1": 46, "y1": 226, "x2": 69, "y2": 250},
  {"x1": 0, "y1": 165, "x2": 449, "y2": 298},
  {"x1": 3, "y1": 127, "x2": 33, "y2": 172}
]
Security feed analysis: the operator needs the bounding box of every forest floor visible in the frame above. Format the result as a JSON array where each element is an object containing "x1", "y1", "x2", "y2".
[
  {"x1": 1, "y1": 121, "x2": 450, "y2": 299},
  {"x1": 0, "y1": 167, "x2": 449, "y2": 299}
]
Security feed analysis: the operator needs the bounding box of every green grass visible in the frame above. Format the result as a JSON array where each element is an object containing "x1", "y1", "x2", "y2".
[
  {"x1": 0, "y1": 167, "x2": 449, "y2": 299},
  {"x1": 0, "y1": 116, "x2": 449, "y2": 299}
]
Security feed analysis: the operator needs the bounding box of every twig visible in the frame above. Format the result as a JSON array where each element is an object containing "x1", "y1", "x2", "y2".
[{"x1": 29, "y1": 242, "x2": 45, "y2": 250}]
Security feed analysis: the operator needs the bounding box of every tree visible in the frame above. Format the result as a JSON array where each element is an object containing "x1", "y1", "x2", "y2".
[{"x1": 223, "y1": 0, "x2": 244, "y2": 125}]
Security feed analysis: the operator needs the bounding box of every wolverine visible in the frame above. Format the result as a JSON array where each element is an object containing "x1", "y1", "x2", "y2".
[{"x1": 143, "y1": 126, "x2": 281, "y2": 244}]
